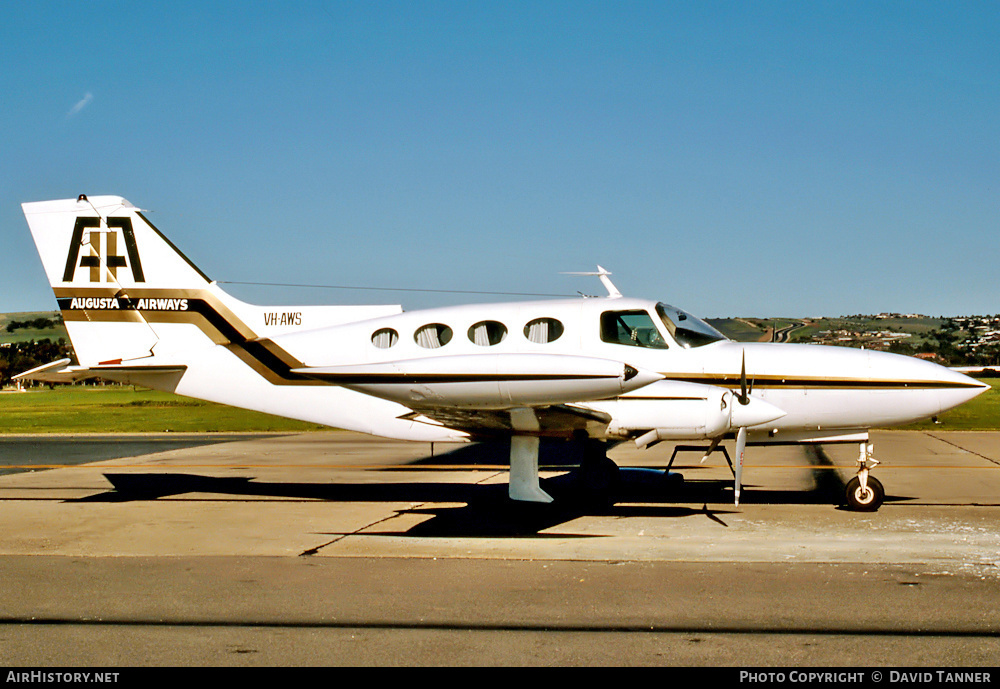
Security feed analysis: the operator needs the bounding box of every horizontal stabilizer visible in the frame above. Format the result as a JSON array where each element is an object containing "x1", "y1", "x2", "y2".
[
  {"x1": 13, "y1": 358, "x2": 82, "y2": 383},
  {"x1": 15, "y1": 358, "x2": 187, "y2": 386}
]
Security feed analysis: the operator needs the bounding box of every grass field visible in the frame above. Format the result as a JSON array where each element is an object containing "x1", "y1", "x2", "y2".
[
  {"x1": 0, "y1": 386, "x2": 327, "y2": 433},
  {"x1": 1, "y1": 379, "x2": 997, "y2": 434}
]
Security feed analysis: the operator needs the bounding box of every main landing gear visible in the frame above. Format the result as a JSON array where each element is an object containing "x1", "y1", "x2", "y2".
[
  {"x1": 844, "y1": 442, "x2": 883, "y2": 512},
  {"x1": 576, "y1": 438, "x2": 620, "y2": 504}
]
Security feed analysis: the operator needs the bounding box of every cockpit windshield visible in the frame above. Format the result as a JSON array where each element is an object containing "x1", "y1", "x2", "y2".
[{"x1": 655, "y1": 303, "x2": 728, "y2": 349}]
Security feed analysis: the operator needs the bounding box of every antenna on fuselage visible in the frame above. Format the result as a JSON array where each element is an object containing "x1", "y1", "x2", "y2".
[{"x1": 561, "y1": 265, "x2": 623, "y2": 299}]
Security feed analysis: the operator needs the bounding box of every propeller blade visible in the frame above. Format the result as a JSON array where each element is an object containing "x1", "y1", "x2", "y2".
[
  {"x1": 738, "y1": 351, "x2": 749, "y2": 405},
  {"x1": 700, "y1": 435, "x2": 722, "y2": 464},
  {"x1": 734, "y1": 426, "x2": 747, "y2": 506}
]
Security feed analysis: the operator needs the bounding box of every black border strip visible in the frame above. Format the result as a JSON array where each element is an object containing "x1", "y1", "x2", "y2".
[{"x1": 297, "y1": 373, "x2": 618, "y2": 384}]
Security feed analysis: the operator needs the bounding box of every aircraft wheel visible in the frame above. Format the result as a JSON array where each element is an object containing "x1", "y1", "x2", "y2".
[
  {"x1": 844, "y1": 476, "x2": 884, "y2": 512},
  {"x1": 661, "y1": 471, "x2": 684, "y2": 489},
  {"x1": 576, "y1": 449, "x2": 620, "y2": 508},
  {"x1": 580, "y1": 455, "x2": 619, "y2": 490}
]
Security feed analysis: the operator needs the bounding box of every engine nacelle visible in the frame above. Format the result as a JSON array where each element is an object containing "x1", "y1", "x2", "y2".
[{"x1": 594, "y1": 380, "x2": 786, "y2": 440}]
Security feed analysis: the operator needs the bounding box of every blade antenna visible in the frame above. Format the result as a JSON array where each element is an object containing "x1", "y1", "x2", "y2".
[{"x1": 561, "y1": 265, "x2": 623, "y2": 298}]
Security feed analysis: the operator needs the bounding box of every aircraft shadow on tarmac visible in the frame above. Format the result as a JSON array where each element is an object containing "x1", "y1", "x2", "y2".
[{"x1": 66, "y1": 442, "x2": 910, "y2": 537}]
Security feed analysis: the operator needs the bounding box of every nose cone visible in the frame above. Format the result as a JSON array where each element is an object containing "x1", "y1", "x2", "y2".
[
  {"x1": 728, "y1": 341, "x2": 989, "y2": 428},
  {"x1": 622, "y1": 364, "x2": 664, "y2": 393},
  {"x1": 730, "y1": 394, "x2": 787, "y2": 429},
  {"x1": 866, "y1": 349, "x2": 990, "y2": 418},
  {"x1": 935, "y1": 367, "x2": 990, "y2": 412}
]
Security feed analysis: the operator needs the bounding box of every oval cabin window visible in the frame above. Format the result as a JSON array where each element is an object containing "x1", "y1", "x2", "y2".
[
  {"x1": 414, "y1": 323, "x2": 453, "y2": 349},
  {"x1": 371, "y1": 328, "x2": 399, "y2": 349},
  {"x1": 523, "y1": 318, "x2": 564, "y2": 343},
  {"x1": 468, "y1": 321, "x2": 507, "y2": 346}
]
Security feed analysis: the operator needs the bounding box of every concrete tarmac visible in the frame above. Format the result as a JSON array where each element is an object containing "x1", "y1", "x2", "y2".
[{"x1": 0, "y1": 430, "x2": 998, "y2": 666}]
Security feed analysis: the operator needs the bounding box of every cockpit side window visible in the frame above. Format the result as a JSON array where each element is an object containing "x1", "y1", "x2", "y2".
[
  {"x1": 656, "y1": 303, "x2": 728, "y2": 349},
  {"x1": 600, "y1": 310, "x2": 669, "y2": 349}
]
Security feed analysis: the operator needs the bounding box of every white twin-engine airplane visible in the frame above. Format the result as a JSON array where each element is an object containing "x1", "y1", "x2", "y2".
[{"x1": 18, "y1": 195, "x2": 989, "y2": 511}]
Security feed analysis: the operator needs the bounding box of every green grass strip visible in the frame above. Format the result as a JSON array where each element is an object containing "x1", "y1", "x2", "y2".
[{"x1": 0, "y1": 386, "x2": 327, "y2": 433}]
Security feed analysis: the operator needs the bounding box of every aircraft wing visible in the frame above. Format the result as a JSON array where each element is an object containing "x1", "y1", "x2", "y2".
[
  {"x1": 290, "y1": 353, "x2": 658, "y2": 440},
  {"x1": 398, "y1": 403, "x2": 613, "y2": 439}
]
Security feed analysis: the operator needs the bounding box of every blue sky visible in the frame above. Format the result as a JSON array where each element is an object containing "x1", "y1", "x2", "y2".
[{"x1": 3, "y1": 1, "x2": 999, "y2": 318}]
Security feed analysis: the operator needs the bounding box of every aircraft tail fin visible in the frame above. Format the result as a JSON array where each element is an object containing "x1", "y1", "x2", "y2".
[
  {"x1": 22, "y1": 195, "x2": 214, "y2": 367},
  {"x1": 23, "y1": 195, "x2": 211, "y2": 292}
]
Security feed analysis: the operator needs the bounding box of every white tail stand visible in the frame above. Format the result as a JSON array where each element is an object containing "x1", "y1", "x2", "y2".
[
  {"x1": 508, "y1": 407, "x2": 553, "y2": 503},
  {"x1": 509, "y1": 436, "x2": 553, "y2": 503}
]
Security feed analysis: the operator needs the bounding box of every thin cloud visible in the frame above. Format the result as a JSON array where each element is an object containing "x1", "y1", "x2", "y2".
[{"x1": 67, "y1": 92, "x2": 93, "y2": 118}]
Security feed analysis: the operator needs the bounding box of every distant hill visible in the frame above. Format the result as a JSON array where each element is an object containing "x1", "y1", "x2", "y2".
[
  {"x1": 0, "y1": 311, "x2": 67, "y2": 345},
  {"x1": 707, "y1": 318, "x2": 770, "y2": 342},
  {"x1": 708, "y1": 315, "x2": 949, "y2": 347}
]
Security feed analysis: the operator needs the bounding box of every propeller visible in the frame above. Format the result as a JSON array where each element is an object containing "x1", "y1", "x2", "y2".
[
  {"x1": 733, "y1": 351, "x2": 749, "y2": 506},
  {"x1": 704, "y1": 350, "x2": 786, "y2": 506}
]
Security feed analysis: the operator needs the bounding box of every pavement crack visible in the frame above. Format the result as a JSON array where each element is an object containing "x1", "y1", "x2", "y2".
[
  {"x1": 299, "y1": 511, "x2": 416, "y2": 556},
  {"x1": 925, "y1": 433, "x2": 1000, "y2": 467}
]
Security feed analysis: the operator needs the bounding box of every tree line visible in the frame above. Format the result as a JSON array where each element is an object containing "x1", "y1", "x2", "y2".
[
  {"x1": 5, "y1": 316, "x2": 62, "y2": 333},
  {"x1": 0, "y1": 339, "x2": 74, "y2": 387}
]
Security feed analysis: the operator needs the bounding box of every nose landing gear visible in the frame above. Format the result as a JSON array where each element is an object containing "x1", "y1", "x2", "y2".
[{"x1": 845, "y1": 443, "x2": 883, "y2": 511}]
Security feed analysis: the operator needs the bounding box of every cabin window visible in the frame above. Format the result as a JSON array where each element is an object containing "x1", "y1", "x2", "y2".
[
  {"x1": 600, "y1": 310, "x2": 669, "y2": 349},
  {"x1": 415, "y1": 323, "x2": 453, "y2": 349},
  {"x1": 524, "y1": 318, "x2": 564, "y2": 343},
  {"x1": 371, "y1": 328, "x2": 399, "y2": 349},
  {"x1": 468, "y1": 320, "x2": 507, "y2": 346}
]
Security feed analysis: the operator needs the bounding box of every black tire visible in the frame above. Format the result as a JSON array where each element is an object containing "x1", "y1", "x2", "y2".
[
  {"x1": 845, "y1": 476, "x2": 884, "y2": 512},
  {"x1": 575, "y1": 443, "x2": 620, "y2": 508},
  {"x1": 579, "y1": 455, "x2": 620, "y2": 492}
]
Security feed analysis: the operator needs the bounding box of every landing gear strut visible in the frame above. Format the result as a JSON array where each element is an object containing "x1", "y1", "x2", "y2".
[{"x1": 844, "y1": 442, "x2": 883, "y2": 512}]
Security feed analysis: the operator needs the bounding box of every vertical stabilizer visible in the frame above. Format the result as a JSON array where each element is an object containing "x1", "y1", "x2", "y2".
[{"x1": 22, "y1": 195, "x2": 211, "y2": 366}]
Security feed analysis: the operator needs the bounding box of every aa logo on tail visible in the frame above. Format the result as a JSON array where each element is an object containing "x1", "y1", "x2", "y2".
[{"x1": 63, "y1": 217, "x2": 145, "y2": 283}]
